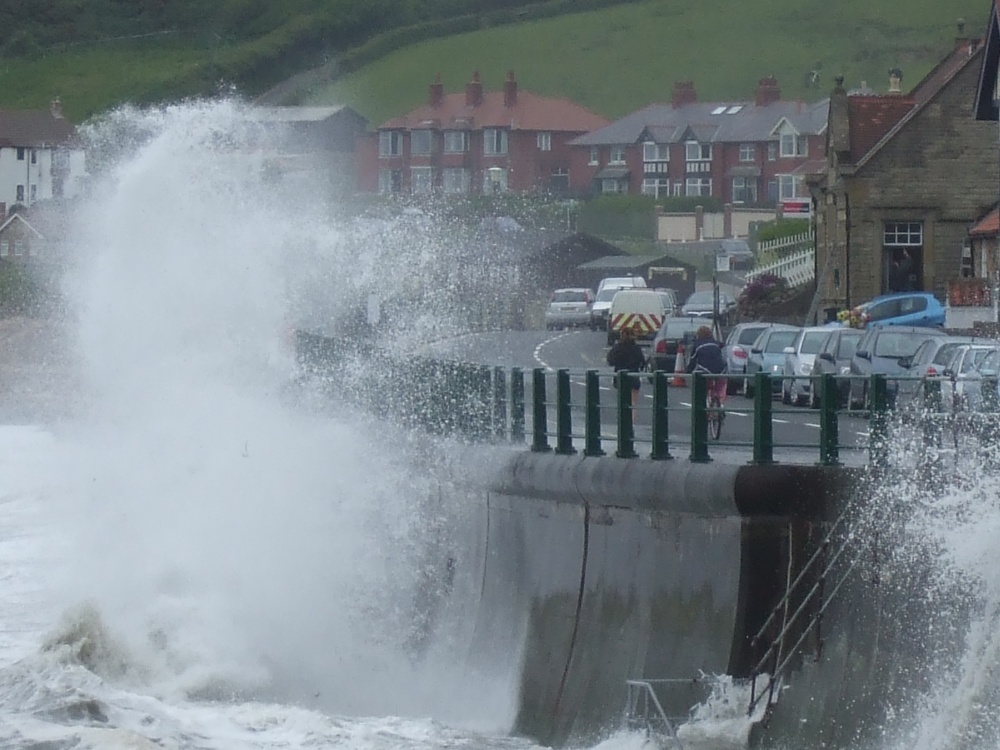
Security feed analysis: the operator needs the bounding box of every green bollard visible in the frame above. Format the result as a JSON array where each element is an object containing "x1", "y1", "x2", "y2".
[
  {"x1": 650, "y1": 370, "x2": 673, "y2": 460},
  {"x1": 690, "y1": 372, "x2": 710, "y2": 462},
  {"x1": 869, "y1": 374, "x2": 889, "y2": 467},
  {"x1": 532, "y1": 368, "x2": 551, "y2": 453},
  {"x1": 584, "y1": 369, "x2": 605, "y2": 457},
  {"x1": 818, "y1": 373, "x2": 840, "y2": 466},
  {"x1": 556, "y1": 368, "x2": 576, "y2": 455},
  {"x1": 511, "y1": 368, "x2": 525, "y2": 444},
  {"x1": 616, "y1": 370, "x2": 638, "y2": 458},
  {"x1": 752, "y1": 372, "x2": 774, "y2": 465}
]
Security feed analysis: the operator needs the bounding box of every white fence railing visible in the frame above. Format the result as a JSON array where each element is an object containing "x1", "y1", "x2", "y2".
[
  {"x1": 756, "y1": 231, "x2": 812, "y2": 255},
  {"x1": 747, "y1": 246, "x2": 816, "y2": 288}
]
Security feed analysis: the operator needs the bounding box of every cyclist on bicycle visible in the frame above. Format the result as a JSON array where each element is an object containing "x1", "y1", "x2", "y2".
[{"x1": 686, "y1": 325, "x2": 728, "y2": 406}]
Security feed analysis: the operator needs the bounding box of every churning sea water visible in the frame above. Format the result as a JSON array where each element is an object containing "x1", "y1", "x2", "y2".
[{"x1": 0, "y1": 98, "x2": 998, "y2": 750}]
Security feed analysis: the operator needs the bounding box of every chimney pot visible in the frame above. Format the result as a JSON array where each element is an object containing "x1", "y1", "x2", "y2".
[
  {"x1": 429, "y1": 73, "x2": 444, "y2": 108},
  {"x1": 888, "y1": 67, "x2": 903, "y2": 94},
  {"x1": 503, "y1": 70, "x2": 518, "y2": 108},
  {"x1": 50, "y1": 97, "x2": 63, "y2": 119},
  {"x1": 671, "y1": 81, "x2": 697, "y2": 108},
  {"x1": 465, "y1": 70, "x2": 483, "y2": 108},
  {"x1": 754, "y1": 76, "x2": 781, "y2": 107}
]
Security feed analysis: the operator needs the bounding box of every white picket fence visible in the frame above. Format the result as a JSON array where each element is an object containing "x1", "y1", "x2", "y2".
[{"x1": 747, "y1": 232, "x2": 814, "y2": 288}]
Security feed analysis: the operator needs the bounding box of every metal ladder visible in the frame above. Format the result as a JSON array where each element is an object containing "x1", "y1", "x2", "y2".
[{"x1": 624, "y1": 679, "x2": 687, "y2": 750}]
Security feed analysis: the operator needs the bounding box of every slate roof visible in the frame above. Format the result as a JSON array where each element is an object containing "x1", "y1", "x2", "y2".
[
  {"x1": 571, "y1": 98, "x2": 829, "y2": 147},
  {"x1": 380, "y1": 82, "x2": 609, "y2": 133},
  {"x1": 0, "y1": 108, "x2": 79, "y2": 148}
]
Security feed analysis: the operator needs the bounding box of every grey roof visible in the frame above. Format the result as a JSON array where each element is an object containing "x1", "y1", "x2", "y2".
[
  {"x1": 0, "y1": 109, "x2": 79, "y2": 148},
  {"x1": 571, "y1": 98, "x2": 830, "y2": 146},
  {"x1": 577, "y1": 255, "x2": 653, "y2": 270},
  {"x1": 249, "y1": 105, "x2": 361, "y2": 123}
]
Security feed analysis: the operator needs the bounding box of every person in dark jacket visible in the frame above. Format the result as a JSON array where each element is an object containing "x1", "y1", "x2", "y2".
[
  {"x1": 686, "y1": 325, "x2": 728, "y2": 405},
  {"x1": 606, "y1": 324, "x2": 646, "y2": 409}
]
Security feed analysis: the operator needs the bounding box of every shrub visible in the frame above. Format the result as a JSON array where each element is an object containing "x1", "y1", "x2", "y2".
[{"x1": 739, "y1": 273, "x2": 789, "y2": 304}]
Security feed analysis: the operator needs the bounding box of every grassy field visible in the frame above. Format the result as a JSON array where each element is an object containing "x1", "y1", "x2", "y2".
[
  {"x1": 0, "y1": 0, "x2": 990, "y2": 124},
  {"x1": 304, "y1": 0, "x2": 989, "y2": 124}
]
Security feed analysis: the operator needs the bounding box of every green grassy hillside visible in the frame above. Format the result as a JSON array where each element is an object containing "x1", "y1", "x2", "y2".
[{"x1": 304, "y1": 0, "x2": 988, "y2": 123}]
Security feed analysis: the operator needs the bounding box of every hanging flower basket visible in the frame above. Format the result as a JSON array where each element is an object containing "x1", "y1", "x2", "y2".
[{"x1": 836, "y1": 307, "x2": 869, "y2": 329}]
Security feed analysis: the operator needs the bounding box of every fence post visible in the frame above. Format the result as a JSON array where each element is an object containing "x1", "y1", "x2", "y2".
[
  {"x1": 752, "y1": 372, "x2": 774, "y2": 465},
  {"x1": 690, "y1": 372, "x2": 711, "y2": 463},
  {"x1": 650, "y1": 370, "x2": 672, "y2": 460},
  {"x1": 818, "y1": 373, "x2": 839, "y2": 466},
  {"x1": 616, "y1": 371, "x2": 638, "y2": 458},
  {"x1": 922, "y1": 377, "x2": 942, "y2": 450},
  {"x1": 511, "y1": 367, "x2": 525, "y2": 444},
  {"x1": 492, "y1": 366, "x2": 507, "y2": 442},
  {"x1": 556, "y1": 368, "x2": 576, "y2": 455},
  {"x1": 532, "y1": 368, "x2": 551, "y2": 452},
  {"x1": 980, "y1": 376, "x2": 999, "y2": 456},
  {"x1": 584, "y1": 369, "x2": 605, "y2": 457},
  {"x1": 869, "y1": 374, "x2": 889, "y2": 467}
]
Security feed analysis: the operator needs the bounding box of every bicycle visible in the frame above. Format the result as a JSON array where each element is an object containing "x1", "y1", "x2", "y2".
[{"x1": 707, "y1": 390, "x2": 725, "y2": 440}]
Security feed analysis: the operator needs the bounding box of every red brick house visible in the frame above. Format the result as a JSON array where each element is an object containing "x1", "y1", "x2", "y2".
[
  {"x1": 808, "y1": 31, "x2": 998, "y2": 315},
  {"x1": 568, "y1": 78, "x2": 828, "y2": 208},
  {"x1": 357, "y1": 71, "x2": 609, "y2": 195}
]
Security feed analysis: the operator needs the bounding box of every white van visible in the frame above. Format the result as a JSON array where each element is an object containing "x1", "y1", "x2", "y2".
[
  {"x1": 591, "y1": 276, "x2": 648, "y2": 330},
  {"x1": 607, "y1": 288, "x2": 667, "y2": 346}
]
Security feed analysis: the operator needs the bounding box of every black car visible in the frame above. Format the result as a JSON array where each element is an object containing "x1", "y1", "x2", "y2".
[
  {"x1": 680, "y1": 290, "x2": 738, "y2": 326},
  {"x1": 650, "y1": 316, "x2": 703, "y2": 372},
  {"x1": 809, "y1": 327, "x2": 864, "y2": 408},
  {"x1": 847, "y1": 326, "x2": 947, "y2": 409}
]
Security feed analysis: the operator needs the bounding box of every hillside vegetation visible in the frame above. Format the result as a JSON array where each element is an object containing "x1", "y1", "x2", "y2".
[{"x1": 0, "y1": 0, "x2": 988, "y2": 125}]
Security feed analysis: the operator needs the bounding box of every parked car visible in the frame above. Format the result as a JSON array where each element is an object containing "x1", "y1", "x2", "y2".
[
  {"x1": 722, "y1": 322, "x2": 771, "y2": 395},
  {"x1": 847, "y1": 326, "x2": 947, "y2": 409},
  {"x1": 607, "y1": 289, "x2": 666, "y2": 346},
  {"x1": 809, "y1": 327, "x2": 864, "y2": 408},
  {"x1": 591, "y1": 277, "x2": 646, "y2": 330},
  {"x1": 653, "y1": 288, "x2": 680, "y2": 317},
  {"x1": 968, "y1": 348, "x2": 1000, "y2": 412},
  {"x1": 649, "y1": 316, "x2": 704, "y2": 372},
  {"x1": 940, "y1": 343, "x2": 1000, "y2": 411},
  {"x1": 895, "y1": 336, "x2": 978, "y2": 407},
  {"x1": 681, "y1": 290, "x2": 738, "y2": 325},
  {"x1": 544, "y1": 288, "x2": 594, "y2": 330},
  {"x1": 743, "y1": 325, "x2": 800, "y2": 398},
  {"x1": 781, "y1": 326, "x2": 834, "y2": 406},
  {"x1": 856, "y1": 291, "x2": 946, "y2": 329}
]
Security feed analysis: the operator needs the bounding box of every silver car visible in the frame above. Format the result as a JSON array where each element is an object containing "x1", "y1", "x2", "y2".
[
  {"x1": 781, "y1": 326, "x2": 834, "y2": 406},
  {"x1": 723, "y1": 322, "x2": 771, "y2": 395},
  {"x1": 544, "y1": 288, "x2": 594, "y2": 330}
]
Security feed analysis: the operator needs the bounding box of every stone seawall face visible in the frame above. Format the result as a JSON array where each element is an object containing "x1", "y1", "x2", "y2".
[{"x1": 441, "y1": 450, "x2": 858, "y2": 747}]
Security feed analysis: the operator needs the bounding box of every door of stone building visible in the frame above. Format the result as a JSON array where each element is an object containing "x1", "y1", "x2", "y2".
[{"x1": 881, "y1": 221, "x2": 924, "y2": 294}]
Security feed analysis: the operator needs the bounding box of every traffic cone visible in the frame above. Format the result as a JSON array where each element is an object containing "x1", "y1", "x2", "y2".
[{"x1": 672, "y1": 343, "x2": 686, "y2": 387}]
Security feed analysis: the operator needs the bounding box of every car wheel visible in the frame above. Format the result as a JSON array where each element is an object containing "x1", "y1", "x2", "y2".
[{"x1": 726, "y1": 375, "x2": 740, "y2": 396}]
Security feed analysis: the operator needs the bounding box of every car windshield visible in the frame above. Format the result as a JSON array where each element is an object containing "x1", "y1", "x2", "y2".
[
  {"x1": 738, "y1": 326, "x2": 768, "y2": 345},
  {"x1": 872, "y1": 332, "x2": 930, "y2": 358},
  {"x1": 551, "y1": 290, "x2": 588, "y2": 303},
  {"x1": 763, "y1": 330, "x2": 798, "y2": 353},
  {"x1": 961, "y1": 348, "x2": 996, "y2": 374},
  {"x1": 836, "y1": 333, "x2": 861, "y2": 358},
  {"x1": 801, "y1": 331, "x2": 829, "y2": 355},
  {"x1": 596, "y1": 288, "x2": 620, "y2": 302},
  {"x1": 685, "y1": 291, "x2": 713, "y2": 306},
  {"x1": 661, "y1": 320, "x2": 699, "y2": 338},
  {"x1": 980, "y1": 350, "x2": 1000, "y2": 374}
]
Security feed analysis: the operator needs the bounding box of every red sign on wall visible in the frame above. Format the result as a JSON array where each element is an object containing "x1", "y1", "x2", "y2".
[{"x1": 781, "y1": 200, "x2": 811, "y2": 215}]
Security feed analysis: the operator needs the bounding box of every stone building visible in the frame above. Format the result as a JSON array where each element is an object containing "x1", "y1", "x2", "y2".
[{"x1": 807, "y1": 33, "x2": 999, "y2": 318}]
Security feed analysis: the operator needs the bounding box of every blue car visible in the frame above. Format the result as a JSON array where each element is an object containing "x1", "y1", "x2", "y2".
[{"x1": 857, "y1": 292, "x2": 945, "y2": 329}]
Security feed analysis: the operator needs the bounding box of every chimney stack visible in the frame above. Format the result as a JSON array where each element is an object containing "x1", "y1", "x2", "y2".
[
  {"x1": 50, "y1": 97, "x2": 63, "y2": 119},
  {"x1": 671, "y1": 81, "x2": 697, "y2": 108},
  {"x1": 888, "y1": 67, "x2": 903, "y2": 95},
  {"x1": 503, "y1": 70, "x2": 518, "y2": 108},
  {"x1": 429, "y1": 73, "x2": 444, "y2": 107},
  {"x1": 754, "y1": 76, "x2": 781, "y2": 107},
  {"x1": 465, "y1": 71, "x2": 483, "y2": 108}
]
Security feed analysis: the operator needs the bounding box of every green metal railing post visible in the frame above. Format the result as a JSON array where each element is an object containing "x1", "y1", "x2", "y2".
[
  {"x1": 869, "y1": 374, "x2": 889, "y2": 467},
  {"x1": 556, "y1": 368, "x2": 576, "y2": 455},
  {"x1": 650, "y1": 371, "x2": 672, "y2": 460},
  {"x1": 511, "y1": 367, "x2": 525, "y2": 444},
  {"x1": 584, "y1": 369, "x2": 605, "y2": 457},
  {"x1": 752, "y1": 372, "x2": 774, "y2": 465},
  {"x1": 616, "y1": 371, "x2": 638, "y2": 458},
  {"x1": 492, "y1": 366, "x2": 507, "y2": 441},
  {"x1": 690, "y1": 372, "x2": 711, "y2": 463},
  {"x1": 922, "y1": 377, "x2": 942, "y2": 449},
  {"x1": 818, "y1": 373, "x2": 839, "y2": 466},
  {"x1": 532, "y1": 368, "x2": 551, "y2": 452},
  {"x1": 980, "y1": 376, "x2": 999, "y2": 451}
]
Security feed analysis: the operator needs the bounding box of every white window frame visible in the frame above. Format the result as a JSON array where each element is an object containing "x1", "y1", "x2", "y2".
[
  {"x1": 589, "y1": 147, "x2": 599, "y2": 165},
  {"x1": 685, "y1": 177, "x2": 712, "y2": 196},
  {"x1": 610, "y1": 146, "x2": 626, "y2": 165},
  {"x1": 13, "y1": 240, "x2": 24, "y2": 257},
  {"x1": 378, "y1": 131, "x2": 402, "y2": 157},
  {"x1": 537, "y1": 132, "x2": 551, "y2": 151},
  {"x1": 768, "y1": 142, "x2": 778, "y2": 161},
  {"x1": 780, "y1": 133, "x2": 808, "y2": 158},
  {"x1": 410, "y1": 129, "x2": 433, "y2": 156},
  {"x1": 443, "y1": 131, "x2": 468, "y2": 153},
  {"x1": 484, "y1": 128, "x2": 508, "y2": 156},
  {"x1": 483, "y1": 168, "x2": 508, "y2": 193},
  {"x1": 732, "y1": 176, "x2": 757, "y2": 203},
  {"x1": 442, "y1": 167, "x2": 470, "y2": 194},
  {"x1": 739, "y1": 143, "x2": 755, "y2": 162},
  {"x1": 410, "y1": 166, "x2": 434, "y2": 194},
  {"x1": 601, "y1": 178, "x2": 624, "y2": 194},
  {"x1": 883, "y1": 222, "x2": 923, "y2": 246},
  {"x1": 685, "y1": 141, "x2": 711, "y2": 161},
  {"x1": 15, "y1": 185, "x2": 24, "y2": 202},
  {"x1": 643, "y1": 142, "x2": 669, "y2": 162},
  {"x1": 0, "y1": 240, "x2": 8, "y2": 257},
  {"x1": 642, "y1": 177, "x2": 671, "y2": 197},
  {"x1": 778, "y1": 174, "x2": 804, "y2": 200}
]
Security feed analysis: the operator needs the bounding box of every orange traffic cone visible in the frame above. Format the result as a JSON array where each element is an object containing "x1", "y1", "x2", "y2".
[{"x1": 672, "y1": 343, "x2": 686, "y2": 387}]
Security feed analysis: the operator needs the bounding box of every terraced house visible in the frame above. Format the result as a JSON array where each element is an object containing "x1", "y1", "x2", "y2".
[
  {"x1": 357, "y1": 70, "x2": 609, "y2": 195},
  {"x1": 809, "y1": 28, "x2": 998, "y2": 317},
  {"x1": 568, "y1": 78, "x2": 828, "y2": 208}
]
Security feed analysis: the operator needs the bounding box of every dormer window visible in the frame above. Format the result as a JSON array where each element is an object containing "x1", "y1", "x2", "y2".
[
  {"x1": 780, "y1": 133, "x2": 808, "y2": 157},
  {"x1": 685, "y1": 141, "x2": 711, "y2": 161}
]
